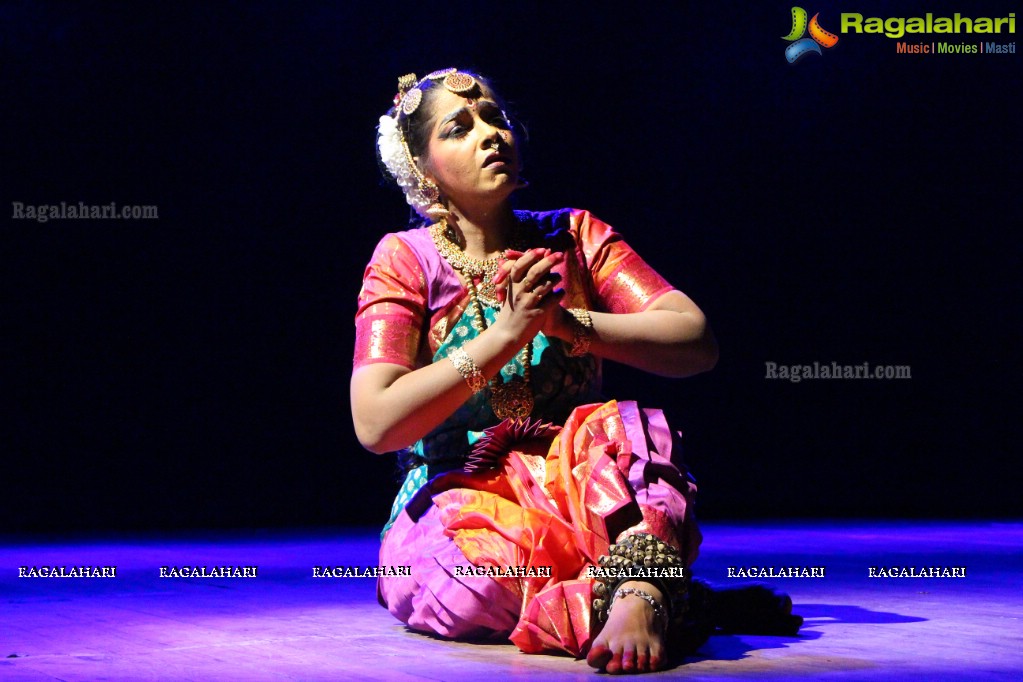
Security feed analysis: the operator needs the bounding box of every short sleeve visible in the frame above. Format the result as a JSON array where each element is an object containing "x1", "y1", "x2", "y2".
[
  {"x1": 353, "y1": 234, "x2": 427, "y2": 370},
  {"x1": 572, "y1": 210, "x2": 675, "y2": 314}
]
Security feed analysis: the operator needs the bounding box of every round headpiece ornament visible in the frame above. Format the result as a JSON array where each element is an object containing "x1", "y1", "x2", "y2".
[
  {"x1": 400, "y1": 88, "x2": 422, "y2": 115},
  {"x1": 443, "y1": 72, "x2": 477, "y2": 93}
]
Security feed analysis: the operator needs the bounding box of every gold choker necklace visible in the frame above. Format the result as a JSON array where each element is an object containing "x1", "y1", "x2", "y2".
[
  {"x1": 430, "y1": 219, "x2": 534, "y2": 419},
  {"x1": 429, "y1": 220, "x2": 508, "y2": 307}
]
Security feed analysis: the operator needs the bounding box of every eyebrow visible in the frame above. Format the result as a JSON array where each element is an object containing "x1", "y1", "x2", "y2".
[{"x1": 438, "y1": 108, "x2": 468, "y2": 126}]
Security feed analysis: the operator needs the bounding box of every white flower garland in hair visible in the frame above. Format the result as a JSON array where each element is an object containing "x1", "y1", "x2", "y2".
[{"x1": 377, "y1": 114, "x2": 435, "y2": 218}]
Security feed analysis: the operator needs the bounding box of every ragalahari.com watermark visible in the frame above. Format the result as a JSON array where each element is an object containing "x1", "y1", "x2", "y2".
[
  {"x1": 12, "y1": 201, "x2": 158, "y2": 223},
  {"x1": 766, "y1": 361, "x2": 911, "y2": 383}
]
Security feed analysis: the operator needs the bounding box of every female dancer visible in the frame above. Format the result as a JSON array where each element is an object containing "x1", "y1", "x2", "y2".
[{"x1": 353, "y1": 68, "x2": 789, "y2": 674}]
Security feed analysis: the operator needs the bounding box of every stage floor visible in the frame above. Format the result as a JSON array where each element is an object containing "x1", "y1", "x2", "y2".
[{"x1": 2, "y1": 521, "x2": 1021, "y2": 681}]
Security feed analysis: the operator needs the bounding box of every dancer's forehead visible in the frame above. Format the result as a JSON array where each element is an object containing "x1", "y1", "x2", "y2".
[{"x1": 429, "y1": 90, "x2": 503, "y2": 128}]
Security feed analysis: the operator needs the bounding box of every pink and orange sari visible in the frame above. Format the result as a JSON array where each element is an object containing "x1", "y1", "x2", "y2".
[{"x1": 355, "y1": 209, "x2": 700, "y2": 657}]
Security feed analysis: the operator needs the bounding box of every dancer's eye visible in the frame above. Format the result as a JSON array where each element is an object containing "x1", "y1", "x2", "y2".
[{"x1": 443, "y1": 124, "x2": 468, "y2": 139}]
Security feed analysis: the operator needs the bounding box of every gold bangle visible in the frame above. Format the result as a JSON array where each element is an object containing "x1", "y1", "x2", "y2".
[
  {"x1": 566, "y1": 308, "x2": 593, "y2": 357},
  {"x1": 447, "y1": 347, "x2": 487, "y2": 394}
]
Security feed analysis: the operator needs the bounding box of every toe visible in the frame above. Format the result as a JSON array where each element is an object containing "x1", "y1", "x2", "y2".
[
  {"x1": 635, "y1": 648, "x2": 649, "y2": 672},
  {"x1": 606, "y1": 650, "x2": 623, "y2": 674},
  {"x1": 621, "y1": 647, "x2": 636, "y2": 672},
  {"x1": 586, "y1": 643, "x2": 613, "y2": 671},
  {"x1": 649, "y1": 642, "x2": 665, "y2": 671}
]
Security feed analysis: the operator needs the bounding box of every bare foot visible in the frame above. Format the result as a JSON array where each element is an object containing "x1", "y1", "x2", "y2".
[{"x1": 586, "y1": 580, "x2": 666, "y2": 674}]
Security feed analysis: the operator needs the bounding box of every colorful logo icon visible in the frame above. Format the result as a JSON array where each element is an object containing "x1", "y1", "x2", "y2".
[{"x1": 783, "y1": 7, "x2": 839, "y2": 63}]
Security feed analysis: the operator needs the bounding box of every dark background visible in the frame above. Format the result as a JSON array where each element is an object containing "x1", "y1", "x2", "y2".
[{"x1": 4, "y1": 1, "x2": 1020, "y2": 532}]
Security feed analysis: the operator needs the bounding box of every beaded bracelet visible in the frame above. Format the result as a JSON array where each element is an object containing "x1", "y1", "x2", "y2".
[
  {"x1": 565, "y1": 308, "x2": 593, "y2": 357},
  {"x1": 447, "y1": 347, "x2": 487, "y2": 394}
]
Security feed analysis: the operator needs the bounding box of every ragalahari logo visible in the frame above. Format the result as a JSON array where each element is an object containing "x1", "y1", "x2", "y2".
[{"x1": 783, "y1": 7, "x2": 839, "y2": 63}]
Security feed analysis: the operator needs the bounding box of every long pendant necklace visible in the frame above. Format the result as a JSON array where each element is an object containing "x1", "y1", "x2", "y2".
[
  {"x1": 465, "y1": 277, "x2": 534, "y2": 419},
  {"x1": 430, "y1": 219, "x2": 534, "y2": 419}
]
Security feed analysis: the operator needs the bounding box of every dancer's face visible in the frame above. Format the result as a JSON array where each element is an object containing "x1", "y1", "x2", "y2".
[{"x1": 420, "y1": 88, "x2": 520, "y2": 210}]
